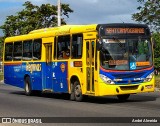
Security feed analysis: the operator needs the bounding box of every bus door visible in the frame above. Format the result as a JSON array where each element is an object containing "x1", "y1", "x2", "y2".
[
  {"x1": 44, "y1": 43, "x2": 52, "y2": 90},
  {"x1": 86, "y1": 39, "x2": 97, "y2": 94}
]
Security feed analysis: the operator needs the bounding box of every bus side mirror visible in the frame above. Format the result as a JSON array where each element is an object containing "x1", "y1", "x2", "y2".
[{"x1": 96, "y1": 40, "x2": 102, "y2": 51}]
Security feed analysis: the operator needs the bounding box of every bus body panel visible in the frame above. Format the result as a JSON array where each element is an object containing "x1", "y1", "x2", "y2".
[
  {"x1": 98, "y1": 77, "x2": 155, "y2": 96},
  {"x1": 97, "y1": 67, "x2": 155, "y2": 96},
  {"x1": 3, "y1": 23, "x2": 155, "y2": 99},
  {"x1": 4, "y1": 61, "x2": 69, "y2": 93},
  {"x1": 29, "y1": 62, "x2": 43, "y2": 91},
  {"x1": 52, "y1": 61, "x2": 68, "y2": 93},
  {"x1": 68, "y1": 60, "x2": 84, "y2": 94},
  {"x1": 4, "y1": 62, "x2": 24, "y2": 88}
]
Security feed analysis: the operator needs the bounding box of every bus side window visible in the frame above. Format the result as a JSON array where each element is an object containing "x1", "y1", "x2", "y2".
[
  {"x1": 57, "y1": 35, "x2": 70, "y2": 59},
  {"x1": 33, "y1": 39, "x2": 42, "y2": 60},
  {"x1": 13, "y1": 41, "x2": 22, "y2": 61},
  {"x1": 72, "y1": 34, "x2": 83, "y2": 59},
  {"x1": 5, "y1": 43, "x2": 13, "y2": 61},
  {"x1": 23, "y1": 40, "x2": 32, "y2": 61}
]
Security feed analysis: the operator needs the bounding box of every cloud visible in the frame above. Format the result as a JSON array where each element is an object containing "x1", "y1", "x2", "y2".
[
  {"x1": 0, "y1": 0, "x2": 47, "y2": 3},
  {"x1": 62, "y1": 0, "x2": 139, "y2": 24},
  {"x1": 0, "y1": 0, "x2": 140, "y2": 36}
]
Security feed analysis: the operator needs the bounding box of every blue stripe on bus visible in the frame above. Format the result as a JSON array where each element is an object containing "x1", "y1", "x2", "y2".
[
  {"x1": 100, "y1": 67, "x2": 154, "y2": 84},
  {"x1": 4, "y1": 62, "x2": 69, "y2": 93}
]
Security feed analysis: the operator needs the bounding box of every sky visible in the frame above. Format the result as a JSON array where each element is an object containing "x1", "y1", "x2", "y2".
[{"x1": 0, "y1": 0, "x2": 140, "y2": 36}]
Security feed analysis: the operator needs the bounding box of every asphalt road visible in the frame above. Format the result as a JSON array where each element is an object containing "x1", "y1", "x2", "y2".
[{"x1": 0, "y1": 83, "x2": 160, "y2": 126}]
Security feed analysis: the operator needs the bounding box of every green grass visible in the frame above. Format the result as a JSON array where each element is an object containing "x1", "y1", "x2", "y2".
[
  {"x1": 155, "y1": 76, "x2": 160, "y2": 88},
  {"x1": 0, "y1": 72, "x2": 3, "y2": 81}
]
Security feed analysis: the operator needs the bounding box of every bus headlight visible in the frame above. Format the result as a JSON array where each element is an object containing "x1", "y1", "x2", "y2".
[
  {"x1": 144, "y1": 72, "x2": 154, "y2": 82},
  {"x1": 100, "y1": 74, "x2": 115, "y2": 84}
]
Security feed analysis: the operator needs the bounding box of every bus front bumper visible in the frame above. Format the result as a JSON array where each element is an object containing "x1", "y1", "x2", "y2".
[{"x1": 97, "y1": 77, "x2": 155, "y2": 96}]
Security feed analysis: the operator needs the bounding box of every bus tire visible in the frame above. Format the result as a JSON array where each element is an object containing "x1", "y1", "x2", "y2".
[
  {"x1": 70, "y1": 83, "x2": 75, "y2": 101},
  {"x1": 74, "y1": 81, "x2": 83, "y2": 102},
  {"x1": 117, "y1": 94, "x2": 130, "y2": 101},
  {"x1": 24, "y1": 76, "x2": 33, "y2": 96}
]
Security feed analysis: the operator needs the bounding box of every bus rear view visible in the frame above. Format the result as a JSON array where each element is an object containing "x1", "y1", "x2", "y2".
[{"x1": 97, "y1": 23, "x2": 154, "y2": 101}]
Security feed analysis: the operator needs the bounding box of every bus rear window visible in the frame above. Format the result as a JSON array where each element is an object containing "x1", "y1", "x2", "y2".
[{"x1": 5, "y1": 43, "x2": 13, "y2": 61}]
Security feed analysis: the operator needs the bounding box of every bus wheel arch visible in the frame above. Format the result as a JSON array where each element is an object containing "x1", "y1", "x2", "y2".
[
  {"x1": 70, "y1": 76, "x2": 83, "y2": 102},
  {"x1": 24, "y1": 75, "x2": 33, "y2": 96}
]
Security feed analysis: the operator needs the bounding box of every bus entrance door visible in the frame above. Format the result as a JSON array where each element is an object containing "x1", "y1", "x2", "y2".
[
  {"x1": 86, "y1": 40, "x2": 97, "y2": 94},
  {"x1": 44, "y1": 44, "x2": 53, "y2": 90}
]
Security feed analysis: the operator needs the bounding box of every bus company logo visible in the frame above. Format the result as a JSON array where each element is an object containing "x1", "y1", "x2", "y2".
[
  {"x1": 26, "y1": 63, "x2": 41, "y2": 73},
  {"x1": 60, "y1": 63, "x2": 65, "y2": 72},
  {"x1": 1, "y1": 117, "x2": 42, "y2": 124},
  {"x1": 2, "y1": 118, "x2": 12, "y2": 123},
  {"x1": 128, "y1": 80, "x2": 131, "y2": 84}
]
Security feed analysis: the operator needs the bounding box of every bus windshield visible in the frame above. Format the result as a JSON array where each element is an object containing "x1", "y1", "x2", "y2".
[{"x1": 100, "y1": 38, "x2": 153, "y2": 70}]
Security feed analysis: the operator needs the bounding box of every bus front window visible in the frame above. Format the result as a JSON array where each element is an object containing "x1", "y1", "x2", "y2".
[{"x1": 100, "y1": 38, "x2": 153, "y2": 70}]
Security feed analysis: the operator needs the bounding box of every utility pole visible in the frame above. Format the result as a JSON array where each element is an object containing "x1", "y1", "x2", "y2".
[{"x1": 57, "y1": 0, "x2": 61, "y2": 26}]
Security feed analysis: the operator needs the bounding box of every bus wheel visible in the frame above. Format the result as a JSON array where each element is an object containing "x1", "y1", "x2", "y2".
[
  {"x1": 24, "y1": 76, "x2": 33, "y2": 96},
  {"x1": 117, "y1": 94, "x2": 130, "y2": 101},
  {"x1": 70, "y1": 83, "x2": 75, "y2": 101},
  {"x1": 74, "y1": 81, "x2": 83, "y2": 102}
]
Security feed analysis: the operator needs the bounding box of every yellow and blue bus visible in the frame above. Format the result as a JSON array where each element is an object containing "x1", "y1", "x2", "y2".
[{"x1": 3, "y1": 23, "x2": 155, "y2": 101}]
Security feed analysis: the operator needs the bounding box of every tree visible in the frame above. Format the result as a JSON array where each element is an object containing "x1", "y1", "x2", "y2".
[
  {"x1": 153, "y1": 32, "x2": 160, "y2": 69},
  {"x1": 132, "y1": 0, "x2": 160, "y2": 70},
  {"x1": 0, "y1": 1, "x2": 73, "y2": 37},
  {"x1": 132, "y1": 0, "x2": 160, "y2": 31},
  {"x1": 0, "y1": 37, "x2": 3, "y2": 61}
]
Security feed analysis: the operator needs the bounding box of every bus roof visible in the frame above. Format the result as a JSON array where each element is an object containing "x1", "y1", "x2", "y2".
[
  {"x1": 5, "y1": 24, "x2": 97, "y2": 42},
  {"x1": 4, "y1": 23, "x2": 150, "y2": 42}
]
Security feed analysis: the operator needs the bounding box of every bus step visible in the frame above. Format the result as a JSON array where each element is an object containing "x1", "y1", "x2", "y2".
[
  {"x1": 85, "y1": 92, "x2": 95, "y2": 96},
  {"x1": 42, "y1": 89, "x2": 53, "y2": 93}
]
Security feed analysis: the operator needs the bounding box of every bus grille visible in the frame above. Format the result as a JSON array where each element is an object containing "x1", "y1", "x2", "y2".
[
  {"x1": 112, "y1": 72, "x2": 145, "y2": 84},
  {"x1": 120, "y1": 85, "x2": 139, "y2": 91},
  {"x1": 115, "y1": 80, "x2": 143, "y2": 84}
]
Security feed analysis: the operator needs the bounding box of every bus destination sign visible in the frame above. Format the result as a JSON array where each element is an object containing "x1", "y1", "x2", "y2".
[{"x1": 106, "y1": 28, "x2": 145, "y2": 34}]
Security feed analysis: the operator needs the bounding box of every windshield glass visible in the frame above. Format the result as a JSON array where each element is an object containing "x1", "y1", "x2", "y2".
[{"x1": 100, "y1": 38, "x2": 153, "y2": 70}]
